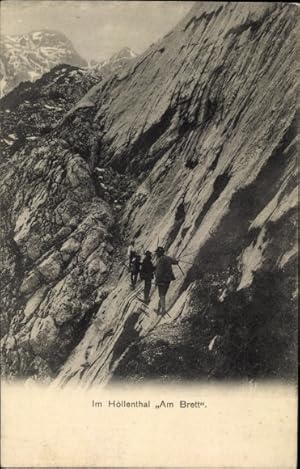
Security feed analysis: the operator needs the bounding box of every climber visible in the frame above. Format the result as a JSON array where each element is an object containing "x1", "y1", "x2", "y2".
[
  {"x1": 130, "y1": 253, "x2": 141, "y2": 289},
  {"x1": 155, "y1": 246, "x2": 178, "y2": 315},
  {"x1": 127, "y1": 240, "x2": 136, "y2": 269},
  {"x1": 140, "y1": 251, "x2": 155, "y2": 304}
]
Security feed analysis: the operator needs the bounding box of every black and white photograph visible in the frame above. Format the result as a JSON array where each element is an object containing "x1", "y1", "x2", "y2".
[{"x1": 0, "y1": 1, "x2": 298, "y2": 467}]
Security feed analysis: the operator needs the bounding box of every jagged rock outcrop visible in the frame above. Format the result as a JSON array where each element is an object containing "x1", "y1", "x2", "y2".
[
  {"x1": 0, "y1": 64, "x2": 100, "y2": 162},
  {"x1": 0, "y1": 30, "x2": 87, "y2": 97},
  {"x1": 0, "y1": 2, "x2": 298, "y2": 384},
  {"x1": 0, "y1": 136, "x2": 117, "y2": 378}
]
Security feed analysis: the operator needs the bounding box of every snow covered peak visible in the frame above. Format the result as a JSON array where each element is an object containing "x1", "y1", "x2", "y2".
[
  {"x1": 88, "y1": 46, "x2": 138, "y2": 76},
  {"x1": 0, "y1": 30, "x2": 87, "y2": 97},
  {"x1": 110, "y1": 47, "x2": 138, "y2": 61}
]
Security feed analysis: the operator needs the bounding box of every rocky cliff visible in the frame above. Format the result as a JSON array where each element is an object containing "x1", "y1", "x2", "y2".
[
  {"x1": 0, "y1": 30, "x2": 87, "y2": 97},
  {"x1": 0, "y1": 2, "x2": 298, "y2": 385}
]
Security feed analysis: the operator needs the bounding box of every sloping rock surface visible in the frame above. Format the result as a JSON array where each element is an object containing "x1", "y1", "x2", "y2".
[{"x1": 0, "y1": 2, "x2": 298, "y2": 384}]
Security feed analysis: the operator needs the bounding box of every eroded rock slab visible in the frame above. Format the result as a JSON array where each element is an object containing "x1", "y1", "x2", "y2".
[{"x1": 1, "y1": 2, "x2": 298, "y2": 384}]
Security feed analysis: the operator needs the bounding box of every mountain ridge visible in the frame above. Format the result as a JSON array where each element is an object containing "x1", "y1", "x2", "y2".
[
  {"x1": 0, "y1": 2, "x2": 297, "y2": 385},
  {"x1": 0, "y1": 29, "x2": 87, "y2": 97}
]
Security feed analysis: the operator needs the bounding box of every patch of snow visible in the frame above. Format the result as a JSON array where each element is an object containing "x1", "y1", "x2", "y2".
[
  {"x1": 218, "y1": 289, "x2": 227, "y2": 302},
  {"x1": 208, "y1": 335, "x2": 219, "y2": 351},
  {"x1": 3, "y1": 139, "x2": 13, "y2": 146},
  {"x1": 237, "y1": 227, "x2": 268, "y2": 290}
]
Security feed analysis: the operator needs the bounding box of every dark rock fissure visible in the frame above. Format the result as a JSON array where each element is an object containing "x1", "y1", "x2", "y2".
[
  {"x1": 51, "y1": 302, "x2": 101, "y2": 373},
  {"x1": 224, "y1": 7, "x2": 275, "y2": 39},
  {"x1": 194, "y1": 172, "x2": 231, "y2": 231},
  {"x1": 184, "y1": 7, "x2": 223, "y2": 33},
  {"x1": 109, "y1": 107, "x2": 177, "y2": 175},
  {"x1": 208, "y1": 145, "x2": 223, "y2": 172},
  {"x1": 110, "y1": 312, "x2": 141, "y2": 367}
]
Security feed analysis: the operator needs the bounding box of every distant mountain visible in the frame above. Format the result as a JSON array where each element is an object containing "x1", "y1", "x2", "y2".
[
  {"x1": 0, "y1": 30, "x2": 87, "y2": 97},
  {"x1": 89, "y1": 47, "x2": 138, "y2": 76},
  {"x1": 0, "y1": 3, "x2": 297, "y2": 385}
]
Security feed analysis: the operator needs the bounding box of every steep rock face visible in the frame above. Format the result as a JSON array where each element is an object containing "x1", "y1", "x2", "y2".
[
  {"x1": 0, "y1": 2, "x2": 298, "y2": 384},
  {"x1": 1, "y1": 137, "x2": 115, "y2": 378},
  {"x1": 0, "y1": 30, "x2": 87, "y2": 97}
]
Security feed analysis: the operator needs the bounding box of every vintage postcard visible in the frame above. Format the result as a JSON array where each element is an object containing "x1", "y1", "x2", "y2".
[{"x1": 0, "y1": 1, "x2": 298, "y2": 467}]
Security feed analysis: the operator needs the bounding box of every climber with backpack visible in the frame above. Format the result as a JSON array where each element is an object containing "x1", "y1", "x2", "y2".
[
  {"x1": 155, "y1": 246, "x2": 178, "y2": 315},
  {"x1": 139, "y1": 251, "x2": 155, "y2": 304}
]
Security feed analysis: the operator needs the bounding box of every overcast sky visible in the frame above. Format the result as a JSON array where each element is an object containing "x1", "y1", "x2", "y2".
[{"x1": 1, "y1": 0, "x2": 194, "y2": 61}]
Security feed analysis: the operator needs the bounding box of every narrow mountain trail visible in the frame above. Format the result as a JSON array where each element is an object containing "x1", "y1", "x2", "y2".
[
  {"x1": 1, "y1": 2, "x2": 297, "y2": 384},
  {"x1": 54, "y1": 233, "x2": 194, "y2": 387}
]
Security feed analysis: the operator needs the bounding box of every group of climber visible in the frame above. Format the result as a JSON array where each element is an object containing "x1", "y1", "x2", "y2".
[
  {"x1": 126, "y1": 194, "x2": 190, "y2": 316},
  {"x1": 127, "y1": 241, "x2": 179, "y2": 316}
]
